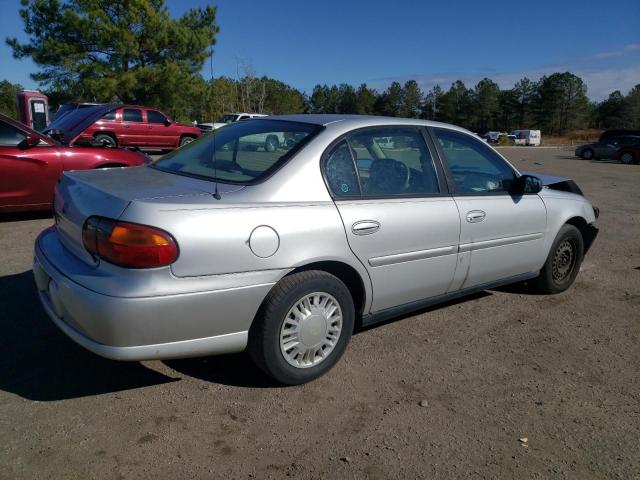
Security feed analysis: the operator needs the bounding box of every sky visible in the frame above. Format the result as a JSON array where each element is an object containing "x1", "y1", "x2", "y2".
[{"x1": 0, "y1": 0, "x2": 638, "y2": 100}]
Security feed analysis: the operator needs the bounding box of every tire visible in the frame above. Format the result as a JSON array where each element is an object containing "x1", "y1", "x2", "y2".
[
  {"x1": 95, "y1": 133, "x2": 116, "y2": 148},
  {"x1": 179, "y1": 136, "x2": 195, "y2": 147},
  {"x1": 532, "y1": 224, "x2": 584, "y2": 294},
  {"x1": 620, "y1": 152, "x2": 635, "y2": 165},
  {"x1": 581, "y1": 148, "x2": 594, "y2": 160},
  {"x1": 264, "y1": 135, "x2": 279, "y2": 153},
  {"x1": 248, "y1": 270, "x2": 355, "y2": 385}
]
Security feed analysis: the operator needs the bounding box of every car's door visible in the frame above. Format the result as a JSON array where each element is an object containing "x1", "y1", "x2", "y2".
[
  {"x1": 146, "y1": 109, "x2": 172, "y2": 148},
  {"x1": 120, "y1": 108, "x2": 146, "y2": 147},
  {"x1": 0, "y1": 120, "x2": 61, "y2": 209},
  {"x1": 431, "y1": 127, "x2": 547, "y2": 290},
  {"x1": 323, "y1": 127, "x2": 461, "y2": 313}
]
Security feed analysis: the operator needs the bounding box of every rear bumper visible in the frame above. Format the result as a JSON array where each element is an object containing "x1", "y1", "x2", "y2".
[{"x1": 34, "y1": 228, "x2": 276, "y2": 361}]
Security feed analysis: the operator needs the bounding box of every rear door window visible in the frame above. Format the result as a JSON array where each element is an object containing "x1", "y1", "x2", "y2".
[
  {"x1": 122, "y1": 108, "x2": 142, "y2": 122},
  {"x1": 347, "y1": 127, "x2": 439, "y2": 196},
  {"x1": 324, "y1": 141, "x2": 361, "y2": 197}
]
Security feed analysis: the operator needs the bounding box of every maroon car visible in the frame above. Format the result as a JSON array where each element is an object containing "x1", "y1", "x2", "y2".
[
  {"x1": 611, "y1": 144, "x2": 640, "y2": 165},
  {"x1": 77, "y1": 105, "x2": 201, "y2": 151},
  {"x1": 0, "y1": 105, "x2": 148, "y2": 212}
]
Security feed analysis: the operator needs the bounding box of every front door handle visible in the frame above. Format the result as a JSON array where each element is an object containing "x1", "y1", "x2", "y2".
[
  {"x1": 466, "y1": 210, "x2": 486, "y2": 223},
  {"x1": 352, "y1": 220, "x2": 380, "y2": 235}
]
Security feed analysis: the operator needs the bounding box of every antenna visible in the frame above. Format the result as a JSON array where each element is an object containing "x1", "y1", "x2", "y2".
[{"x1": 210, "y1": 44, "x2": 221, "y2": 200}]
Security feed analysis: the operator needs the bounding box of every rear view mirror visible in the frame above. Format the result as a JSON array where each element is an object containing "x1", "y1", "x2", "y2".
[
  {"x1": 512, "y1": 174, "x2": 543, "y2": 195},
  {"x1": 164, "y1": 119, "x2": 172, "y2": 127},
  {"x1": 19, "y1": 134, "x2": 40, "y2": 149}
]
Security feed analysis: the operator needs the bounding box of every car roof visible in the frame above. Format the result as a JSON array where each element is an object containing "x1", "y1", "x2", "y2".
[{"x1": 262, "y1": 114, "x2": 472, "y2": 134}]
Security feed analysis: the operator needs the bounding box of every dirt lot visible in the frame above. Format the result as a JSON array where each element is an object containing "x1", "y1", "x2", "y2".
[{"x1": 1, "y1": 147, "x2": 638, "y2": 479}]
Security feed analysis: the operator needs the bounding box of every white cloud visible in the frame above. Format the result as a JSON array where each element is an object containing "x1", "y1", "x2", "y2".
[{"x1": 370, "y1": 42, "x2": 640, "y2": 101}]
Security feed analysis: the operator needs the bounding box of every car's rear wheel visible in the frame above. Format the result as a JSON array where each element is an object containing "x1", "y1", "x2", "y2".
[
  {"x1": 532, "y1": 224, "x2": 584, "y2": 294},
  {"x1": 95, "y1": 133, "x2": 117, "y2": 148},
  {"x1": 179, "y1": 136, "x2": 195, "y2": 147},
  {"x1": 264, "y1": 135, "x2": 279, "y2": 152},
  {"x1": 248, "y1": 270, "x2": 354, "y2": 385},
  {"x1": 581, "y1": 148, "x2": 594, "y2": 160},
  {"x1": 620, "y1": 152, "x2": 635, "y2": 164}
]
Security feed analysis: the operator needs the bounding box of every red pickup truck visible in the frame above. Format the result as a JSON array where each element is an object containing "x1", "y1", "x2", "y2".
[{"x1": 77, "y1": 105, "x2": 201, "y2": 151}]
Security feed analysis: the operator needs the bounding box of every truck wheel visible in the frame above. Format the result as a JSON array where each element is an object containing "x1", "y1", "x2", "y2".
[
  {"x1": 532, "y1": 224, "x2": 584, "y2": 294},
  {"x1": 179, "y1": 136, "x2": 195, "y2": 147},
  {"x1": 265, "y1": 135, "x2": 279, "y2": 152},
  {"x1": 95, "y1": 133, "x2": 116, "y2": 148},
  {"x1": 248, "y1": 270, "x2": 354, "y2": 385}
]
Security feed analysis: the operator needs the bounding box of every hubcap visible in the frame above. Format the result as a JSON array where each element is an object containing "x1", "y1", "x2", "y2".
[
  {"x1": 279, "y1": 292, "x2": 342, "y2": 368},
  {"x1": 552, "y1": 240, "x2": 575, "y2": 282},
  {"x1": 621, "y1": 153, "x2": 633, "y2": 164}
]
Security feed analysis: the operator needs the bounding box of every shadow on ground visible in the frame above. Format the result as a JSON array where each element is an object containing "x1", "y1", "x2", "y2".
[
  {"x1": 165, "y1": 353, "x2": 279, "y2": 389},
  {"x1": 0, "y1": 269, "x2": 544, "y2": 397},
  {"x1": 0, "y1": 211, "x2": 52, "y2": 223},
  {"x1": 0, "y1": 270, "x2": 179, "y2": 401}
]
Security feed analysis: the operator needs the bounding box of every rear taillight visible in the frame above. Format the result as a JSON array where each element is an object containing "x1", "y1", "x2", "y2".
[{"x1": 82, "y1": 217, "x2": 178, "y2": 268}]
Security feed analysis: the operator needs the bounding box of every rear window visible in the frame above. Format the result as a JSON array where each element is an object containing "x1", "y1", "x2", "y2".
[
  {"x1": 153, "y1": 120, "x2": 321, "y2": 184},
  {"x1": 123, "y1": 109, "x2": 142, "y2": 122}
]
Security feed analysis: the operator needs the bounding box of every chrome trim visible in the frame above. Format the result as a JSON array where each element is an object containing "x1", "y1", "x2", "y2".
[
  {"x1": 352, "y1": 220, "x2": 380, "y2": 235},
  {"x1": 459, "y1": 232, "x2": 544, "y2": 253},
  {"x1": 368, "y1": 245, "x2": 456, "y2": 267}
]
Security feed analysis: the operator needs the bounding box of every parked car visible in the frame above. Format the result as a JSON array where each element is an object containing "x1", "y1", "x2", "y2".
[
  {"x1": 0, "y1": 106, "x2": 148, "y2": 212},
  {"x1": 574, "y1": 135, "x2": 640, "y2": 160},
  {"x1": 198, "y1": 112, "x2": 268, "y2": 131},
  {"x1": 34, "y1": 115, "x2": 599, "y2": 384},
  {"x1": 611, "y1": 144, "x2": 640, "y2": 164},
  {"x1": 482, "y1": 131, "x2": 502, "y2": 143},
  {"x1": 511, "y1": 129, "x2": 541, "y2": 146},
  {"x1": 77, "y1": 105, "x2": 201, "y2": 151}
]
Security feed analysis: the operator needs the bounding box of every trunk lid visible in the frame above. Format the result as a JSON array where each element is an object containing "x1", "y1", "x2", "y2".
[{"x1": 53, "y1": 166, "x2": 242, "y2": 265}]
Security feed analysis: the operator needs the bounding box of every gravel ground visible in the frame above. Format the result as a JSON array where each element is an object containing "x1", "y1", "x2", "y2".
[{"x1": 0, "y1": 147, "x2": 638, "y2": 479}]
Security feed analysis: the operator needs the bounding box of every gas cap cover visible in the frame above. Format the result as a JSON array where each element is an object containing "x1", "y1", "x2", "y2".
[{"x1": 249, "y1": 225, "x2": 280, "y2": 258}]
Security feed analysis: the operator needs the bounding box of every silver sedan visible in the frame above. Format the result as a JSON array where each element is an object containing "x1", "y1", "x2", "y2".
[{"x1": 34, "y1": 115, "x2": 599, "y2": 384}]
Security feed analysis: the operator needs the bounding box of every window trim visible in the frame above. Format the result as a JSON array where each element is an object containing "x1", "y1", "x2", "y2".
[
  {"x1": 427, "y1": 126, "x2": 526, "y2": 197},
  {"x1": 320, "y1": 125, "x2": 450, "y2": 201}
]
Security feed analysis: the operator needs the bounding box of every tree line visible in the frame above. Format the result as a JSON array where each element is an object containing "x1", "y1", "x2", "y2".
[{"x1": 2, "y1": 0, "x2": 639, "y2": 135}]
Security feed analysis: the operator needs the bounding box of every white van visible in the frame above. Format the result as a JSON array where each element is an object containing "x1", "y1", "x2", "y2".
[{"x1": 511, "y1": 130, "x2": 541, "y2": 146}]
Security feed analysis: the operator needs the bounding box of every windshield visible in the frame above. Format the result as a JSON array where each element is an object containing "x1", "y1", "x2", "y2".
[
  {"x1": 153, "y1": 119, "x2": 322, "y2": 184},
  {"x1": 218, "y1": 114, "x2": 239, "y2": 124}
]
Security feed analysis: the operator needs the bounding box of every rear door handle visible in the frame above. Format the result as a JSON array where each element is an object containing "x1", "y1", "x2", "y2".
[
  {"x1": 466, "y1": 210, "x2": 486, "y2": 223},
  {"x1": 352, "y1": 220, "x2": 380, "y2": 235}
]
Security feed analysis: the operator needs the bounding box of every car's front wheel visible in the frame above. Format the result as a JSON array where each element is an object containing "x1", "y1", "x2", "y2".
[
  {"x1": 581, "y1": 148, "x2": 594, "y2": 160},
  {"x1": 248, "y1": 270, "x2": 354, "y2": 385},
  {"x1": 533, "y1": 224, "x2": 584, "y2": 294}
]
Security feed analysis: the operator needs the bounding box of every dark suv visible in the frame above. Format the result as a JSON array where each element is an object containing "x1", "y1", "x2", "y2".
[{"x1": 574, "y1": 135, "x2": 640, "y2": 160}]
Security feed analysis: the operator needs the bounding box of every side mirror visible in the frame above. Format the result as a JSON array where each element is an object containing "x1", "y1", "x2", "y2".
[
  {"x1": 19, "y1": 134, "x2": 40, "y2": 149},
  {"x1": 164, "y1": 119, "x2": 172, "y2": 127},
  {"x1": 512, "y1": 174, "x2": 543, "y2": 195}
]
